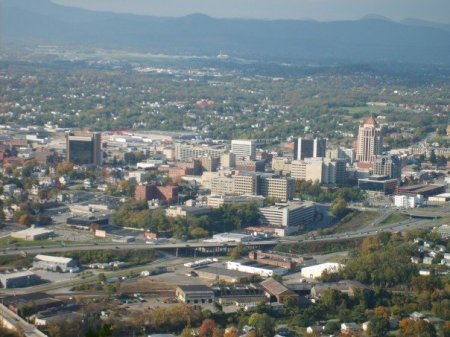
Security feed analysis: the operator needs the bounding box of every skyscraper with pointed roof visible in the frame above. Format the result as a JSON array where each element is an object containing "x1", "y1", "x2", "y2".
[{"x1": 355, "y1": 117, "x2": 382, "y2": 168}]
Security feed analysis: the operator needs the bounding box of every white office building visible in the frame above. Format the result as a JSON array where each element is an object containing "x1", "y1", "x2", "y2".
[
  {"x1": 227, "y1": 259, "x2": 288, "y2": 277},
  {"x1": 394, "y1": 195, "x2": 423, "y2": 209},
  {"x1": 259, "y1": 202, "x2": 315, "y2": 229},
  {"x1": 231, "y1": 140, "x2": 256, "y2": 160},
  {"x1": 300, "y1": 263, "x2": 345, "y2": 279}
]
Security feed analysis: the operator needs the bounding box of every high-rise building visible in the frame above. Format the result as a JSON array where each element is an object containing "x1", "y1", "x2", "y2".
[
  {"x1": 260, "y1": 177, "x2": 295, "y2": 201},
  {"x1": 291, "y1": 158, "x2": 346, "y2": 184},
  {"x1": 294, "y1": 138, "x2": 313, "y2": 161},
  {"x1": 294, "y1": 137, "x2": 326, "y2": 160},
  {"x1": 231, "y1": 140, "x2": 256, "y2": 160},
  {"x1": 355, "y1": 117, "x2": 383, "y2": 167},
  {"x1": 210, "y1": 177, "x2": 233, "y2": 195},
  {"x1": 232, "y1": 174, "x2": 259, "y2": 195},
  {"x1": 174, "y1": 143, "x2": 227, "y2": 162},
  {"x1": 313, "y1": 138, "x2": 327, "y2": 158},
  {"x1": 220, "y1": 152, "x2": 236, "y2": 168},
  {"x1": 372, "y1": 155, "x2": 402, "y2": 181},
  {"x1": 200, "y1": 156, "x2": 220, "y2": 172},
  {"x1": 66, "y1": 132, "x2": 101, "y2": 165}
]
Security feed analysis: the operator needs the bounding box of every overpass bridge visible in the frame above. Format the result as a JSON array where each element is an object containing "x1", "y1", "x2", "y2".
[{"x1": 2, "y1": 240, "x2": 280, "y2": 258}]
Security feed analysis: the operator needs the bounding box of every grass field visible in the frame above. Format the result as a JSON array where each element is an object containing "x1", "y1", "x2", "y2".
[
  {"x1": 335, "y1": 210, "x2": 380, "y2": 233},
  {"x1": 344, "y1": 106, "x2": 388, "y2": 114},
  {"x1": 0, "y1": 236, "x2": 60, "y2": 248},
  {"x1": 378, "y1": 213, "x2": 409, "y2": 226}
]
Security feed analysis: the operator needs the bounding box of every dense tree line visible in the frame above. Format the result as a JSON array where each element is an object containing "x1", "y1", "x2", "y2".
[
  {"x1": 295, "y1": 181, "x2": 365, "y2": 203},
  {"x1": 112, "y1": 200, "x2": 260, "y2": 239}
]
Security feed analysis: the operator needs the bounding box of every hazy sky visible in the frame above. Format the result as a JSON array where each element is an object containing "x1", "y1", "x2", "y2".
[{"x1": 52, "y1": 0, "x2": 450, "y2": 23}]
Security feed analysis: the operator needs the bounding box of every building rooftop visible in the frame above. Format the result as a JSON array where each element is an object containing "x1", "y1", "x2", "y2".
[
  {"x1": 34, "y1": 254, "x2": 74, "y2": 264},
  {"x1": 260, "y1": 278, "x2": 291, "y2": 296},
  {"x1": 363, "y1": 116, "x2": 378, "y2": 126},
  {"x1": 432, "y1": 193, "x2": 450, "y2": 198},
  {"x1": 176, "y1": 285, "x2": 214, "y2": 293},
  {"x1": 0, "y1": 270, "x2": 37, "y2": 279},
  {"x1": 194, "y1": 265, "x2": 252, "y2": 278},
  {"x1": 231, "y1": 259, "x2": 287, "y2": 271},
  {"x1": 12, "y1": 227, "x2": 53, "y2": 237}
]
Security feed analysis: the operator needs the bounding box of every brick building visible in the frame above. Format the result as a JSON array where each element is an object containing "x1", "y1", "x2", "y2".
[{"x1": 135, "y1": 184, "x2": 179, "y2": 203}]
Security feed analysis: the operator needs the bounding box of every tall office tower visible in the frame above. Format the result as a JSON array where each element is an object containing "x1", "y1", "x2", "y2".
[
  {"x1": 294, "y1": 137, "x2": 326, "y2": 160},
  {"x1": 313, "y1": 138, "x2": 327, "y2": 158},
  {"x1": 294, "y1": 138, "x2": 313, "y2": 160},
  {"x1": 200, "y1": 156, "x2": 220, "y2": 172},
  {"x1": 231, "y1": 139, "x2": 256, "y2": 160},
  {"x1": 220, "y1": 152, "x2": 236, "y2": 168},
  {"x1": 373, "y1": 155, "x2": 402, "y2": 181},
  {"x1": 355, "y1": 117, "x2": 383, "y2": 167},
  {"x1": 66, "y1": 132, "x2": 102, "y2": 165}
]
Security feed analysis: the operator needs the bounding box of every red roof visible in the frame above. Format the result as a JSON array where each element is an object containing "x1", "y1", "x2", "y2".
[{"x1": 364, "y1": 117, "x2": 377, "y2": 126}]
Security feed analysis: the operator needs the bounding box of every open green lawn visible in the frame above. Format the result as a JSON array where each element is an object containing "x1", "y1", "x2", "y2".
[
  {"x1": 335, "y1": 210, "x2": 380, "y2": 233},
  {"x1": 378, "y1": 212, "x2": 409, "y2": 226},
  {"x1": 0, "y1": 236, "x2": 60, "y2": 248},
  {"x1": 344, "y1": 105, "x2": 389, "y2": 114}
]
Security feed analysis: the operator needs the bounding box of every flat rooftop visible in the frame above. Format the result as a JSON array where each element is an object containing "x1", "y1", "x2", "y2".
[
  {"x1": 195, "y1": 265, "x2": 252, "y2": 278},
  {"x1": 176, "y1": 285, "x2": 213, "y2": 293},
  {"x1": 231, "y1": 259, "x2": 286, "y2": 271}
]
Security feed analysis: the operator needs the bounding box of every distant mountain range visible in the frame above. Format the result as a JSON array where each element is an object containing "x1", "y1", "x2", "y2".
[{"x1": 1, "y1": 0, "x2": 450, "y2": 65}]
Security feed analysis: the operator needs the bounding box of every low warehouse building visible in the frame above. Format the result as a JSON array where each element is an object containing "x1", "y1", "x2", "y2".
[
  {"x1": 227, "y1": 259, "x2": 288, "y2": 277},
  {"x1": 260, "y1": 278, "x2": 300, "y2": 304},
  {"x1": 33, "y1": 254, "x2": 79, "y2": 273},
  {"x1": 176, "y1": 285, "x2": 215, "y2": 304},
  {"x1": 194, "y1": 265, "x2": 252, "y2": 283},
  {"x1": 205, "y1": 232, "x2": 253, "y2": 243},
  {"x1": 212, "y1": 285, "x2": 266, "y2": 305},
  {"x1": 300, "y1": 263, "x2": 345, "y2": 279},
  {"x1": 0, "y1": 270, "x2": 42, "y2": 289},
  {"x1": 11, "y1": 227, "x2": 54, "y2": 241},
  {"x1": 428, "y1": 193, "x2": 450, "y2": 204}
]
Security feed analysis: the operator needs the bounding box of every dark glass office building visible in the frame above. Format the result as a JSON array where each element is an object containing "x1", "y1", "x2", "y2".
[{"x1": 66, "y1": 132, "x2": 101, "y2": 165}]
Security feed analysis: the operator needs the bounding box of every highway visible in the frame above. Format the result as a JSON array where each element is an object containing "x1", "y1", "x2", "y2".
[
  {"x1": 0, "y1": 303, "x2": 47, "y2": 337},
  {"x1": 0, "y1": 253, "x2": 182, "y2": 296},
  {"x1": 1, "y1": 240, "x2": 278, "y2": 257}
]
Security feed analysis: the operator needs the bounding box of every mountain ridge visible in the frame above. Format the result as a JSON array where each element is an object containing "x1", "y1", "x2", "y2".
[{"x1": 1, "y1": 0, "x2": 450, "y2": 65}]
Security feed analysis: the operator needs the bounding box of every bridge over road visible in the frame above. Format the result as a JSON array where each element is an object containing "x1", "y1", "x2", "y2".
[{"x1": 1, "y1": 240, "x2": 279, "y2": 257}]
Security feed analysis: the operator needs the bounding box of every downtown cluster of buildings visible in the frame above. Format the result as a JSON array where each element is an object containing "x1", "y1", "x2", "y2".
[{"x1": 0, "y1": 115, "x2": 448, "y2": 239}]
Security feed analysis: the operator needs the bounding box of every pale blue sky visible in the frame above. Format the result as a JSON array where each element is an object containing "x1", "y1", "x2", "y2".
[{"x1": 52, "y1": 0, "x2": 450, "y2": 23}]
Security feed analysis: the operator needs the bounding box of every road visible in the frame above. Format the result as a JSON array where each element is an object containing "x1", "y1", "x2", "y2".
[
  {"x1": 1, "y1": 240, "x2": 278, "y2": 257},
  {"x1": 0, "y1": 303, "x2": 47, "y2": 337},
  {"x1": 0, "y1": 252, "x2": 181, "y2": 296}
]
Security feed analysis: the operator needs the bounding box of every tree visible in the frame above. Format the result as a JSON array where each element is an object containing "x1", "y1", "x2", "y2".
[
  {"x1": 323, "y1": 321, "x2": 340, "y2": 334},
  {"x1": 331, "y1": 198, "x2": 348, "y2": 218},
  {"x1": 198, "y1": 319, "x2": 217, "y2": 337},
  {"x1": 181, "y1": 327, "x2": 194, "y2": 337},
  {"x1": 368, "y1": 316, "x2": 390, "y2": 337},
  {"x1": 429, "y1": 150, "x2": 437, "y2": 164},
  {"x1": 190, "y1": 227, "x2": 209, "y2": 239},
  {"x1": 248, "y1": 313, "x2": 274, "y2": 337},
  {"x1": 18, "y1": 213, "x2": 32, "y2": 226},
  {"x1": 229, "y1": 243, "x2": 248, "y2": 260},
  {"x1": 399, "y1": 319, "x2": 437, "y2": 337},
  {"x1": 56, "y1": 162, "x2": 75, "y2": 177},
  {"x1": 98, "y1": 324, "x2": 113, "y2": 337},
  {"x1": 98, "y1": 273, "x2": 106, "y2": 283},
  {"x1": 224, "y1": 326, "x2": 238, "y2": 337}
]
